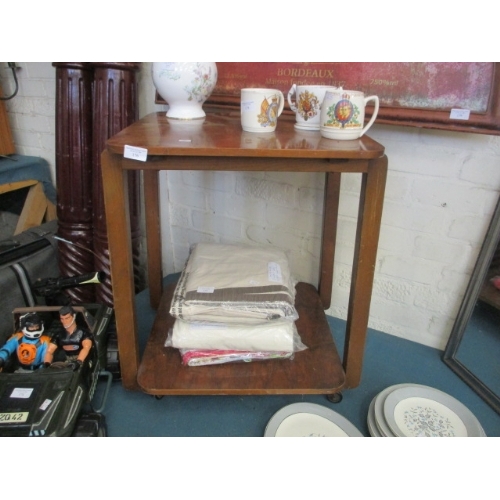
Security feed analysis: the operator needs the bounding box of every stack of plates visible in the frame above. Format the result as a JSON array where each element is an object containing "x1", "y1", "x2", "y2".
[
  {"x1": 264, "y1": 402, "x2": 363, "y2": 437},
  {"x1": 367, "y1": 383, "x2": 486, "y2": 437}
]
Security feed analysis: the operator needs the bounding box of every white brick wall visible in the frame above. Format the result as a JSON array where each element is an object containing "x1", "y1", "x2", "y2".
[
  {"x1": 3, "y1": 62, "x2": 500, "y2": 351},
  {"x1": 0, "y1": 63, "x2": 56, "y2": 183}
]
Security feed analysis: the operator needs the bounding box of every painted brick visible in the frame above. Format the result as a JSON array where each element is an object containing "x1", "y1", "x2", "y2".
[
  {"x1": 413, "y1": 284, "x2": 457, "y2": 314},
  {"x1": 181, "y1": 170, "x2": 236, "y2": 193},
  {"x1": 413, "y1": 234, "x2": 471, "y2": 266},
  {"x1": 265, "y1": 204, "x2": 322, "y2": 237},
  {"x1": 411, "y1": 178, "x2": 494, "y2": 214},
  {"x1": 192, "y1": 209, "x2": 242, "y2": 239},
  {"x1": 387, "y1": 147, "x2": 462, "y2": 178},
  {"x1": 340, "y1": 172, "x2": 362, "y2": 193},
  {"x1": 338, "y1": 191, "x2": 361, "y2": 218},
  {"x1": 384, "y1": 172, "x2": 412, "y2": 202},
  {"x1": 266, "y1": 171, "x2": 324, "y2": 190},
  {"x1": 447, "y1": 214, "x2": 491, "y2": 243},
  {"x1": 15, "y1": 113, "x2": 51, "y2": 134},
  {"x1": 169, "y1": 205, "x2": 191, "y2": 227},
  {"x1": 245, "y1": 224, "x2": 302, "y2": 252},
  {"x1": 11, "y1": 129, "x2": 42, "y2": 149},
  {"x1": 377, "y1": 225, "x2": 415, "y2": 255},
  {"x1": 288, "y1": 250, "x2": 319, "y2": 284},
  {"x1": 30, "y1": 97, "x2": 56, "y2": 117},
  {"x1": 169, "y1": 185, "x2": 206, "y2": 210},
  {"x1": 23, "y1": 62, "x2": 56, "y2": 79},
  {"x1": 298, "y1": 186, "x2": 325, "y2": 214},
  {"x1": 372, "y1": 276, "x2": 414, "y2": 304},
  {"x1": 382, "y1": 200, "x2": 446, "y2": 234},
  {"x1": 17, "y1": 80, "x2": 50, "y2": 98},
  {"x1": 460, "y1": 154, "x2": 500, "y2": 188},
  {"x1": 379, "y1": 254, "x2": 445, "y2": 285},
  {"x1": 209, "y1": 193, "x2": 267, "y2": 223},
  {"x1": 437, "y1": 268, "x2": 471, "y2": 294},
  {"x1": 235, "y1": 176, "x2": 297, "y2": 207}
]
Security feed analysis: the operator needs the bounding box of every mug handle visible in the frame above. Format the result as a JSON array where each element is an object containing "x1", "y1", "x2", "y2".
[
  {"x1": 287, "y1": 84, "x2": 298, "y2": 112},
  {"x1": 360, "y1": 95, "x2": 379, "y2": 137},
  {"x1": 276, "y1": 90, "x2": 285, "y2": 117}
]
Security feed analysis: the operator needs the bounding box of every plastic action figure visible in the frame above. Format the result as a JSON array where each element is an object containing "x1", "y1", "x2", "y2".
[
  {"x1": 0, "y1": 312, "x2": 51, "y2": 371},
  {"x1": 45, "y1": 305, "x2": 93, "y2": 371}
]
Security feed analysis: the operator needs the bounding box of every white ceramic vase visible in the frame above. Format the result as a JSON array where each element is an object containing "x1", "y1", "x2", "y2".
[{"x1": 152, "y1": 62, "x2": 218, "y2": 120}]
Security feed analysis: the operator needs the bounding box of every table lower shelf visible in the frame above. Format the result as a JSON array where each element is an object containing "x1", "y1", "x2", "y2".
[{"x1": 137, "y1": 281, "x2": 346, "y2": 396}]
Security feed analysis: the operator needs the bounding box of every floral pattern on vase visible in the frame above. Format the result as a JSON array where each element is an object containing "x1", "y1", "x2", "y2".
[{"x1": 152, "y1": 62, "x2": 218, "y2": 119}]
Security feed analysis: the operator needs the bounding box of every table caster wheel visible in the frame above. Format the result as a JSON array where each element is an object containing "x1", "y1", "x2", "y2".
[
  {"x1": 154, "y1": 395, "x2": 163, "y2": 400},
  {"x1": 326, "y1": 392, "x2": 343, "y2": 403}
]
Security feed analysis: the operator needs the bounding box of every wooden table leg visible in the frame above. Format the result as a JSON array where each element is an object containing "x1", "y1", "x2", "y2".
[
  {"x1": 318, "y1": 171, "x2": 341, "y2": 309},
  {"x1": 101, "y1": 150, "x2": 140, "y2": 390},
  {"x1": 143, "y1": 170, "x2": 162, "y2": 309},
  {"x1": 343, "y1": 155, "x2": 388, "y2": 388}
]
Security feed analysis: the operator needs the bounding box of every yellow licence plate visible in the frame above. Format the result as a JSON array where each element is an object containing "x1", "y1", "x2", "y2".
[{"x1": 0, "y1": 412, "x2": 29, "y2": 424}]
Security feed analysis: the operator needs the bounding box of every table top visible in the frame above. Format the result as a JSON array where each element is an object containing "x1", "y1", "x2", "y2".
[{"x1": 106, "y1": 111, "x2": 385, "y2": 160}]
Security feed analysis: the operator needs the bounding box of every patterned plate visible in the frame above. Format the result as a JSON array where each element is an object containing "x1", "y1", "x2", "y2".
[{"x1": 383, "y1": 385, "x2": 485, "y2": 437}]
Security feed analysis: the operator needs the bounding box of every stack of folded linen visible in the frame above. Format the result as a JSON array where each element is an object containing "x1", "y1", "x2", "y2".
[{"x1": 168, "y1": 242, "x2": 304, "y2": 366}]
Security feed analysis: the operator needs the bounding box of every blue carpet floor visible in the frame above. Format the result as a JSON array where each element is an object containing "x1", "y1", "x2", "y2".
[{"x1": 97, "y1": 276, "x2": 500, "y2": 437}]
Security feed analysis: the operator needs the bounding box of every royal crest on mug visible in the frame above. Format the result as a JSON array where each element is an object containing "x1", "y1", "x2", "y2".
[
  {"x1": 320, "y1": 89, "x2": 379, "y2": 140},
  {"x1": 241, "y1": 88, "x2": 285, "y2": 133}
]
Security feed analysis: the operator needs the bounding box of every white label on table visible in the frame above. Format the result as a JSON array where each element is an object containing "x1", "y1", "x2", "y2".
[
  {"x1": 268, "y1": 262, "x2": 283, "y2": 283},
  {"x1": 197, "y1": 286, "x2": 215, "y2": 293},
  {"x1": 241, "y1": 100, "x2": 256, "y2": 112},
  {"x1": 450, "y1": 109, "x2": 470, "y2": 120},
  {"x1": 11, "y1": 388, "x2": 33, "y2": 399},
  {"x1": 124, "y1": 145, "x2": 148, "y2": 162}
]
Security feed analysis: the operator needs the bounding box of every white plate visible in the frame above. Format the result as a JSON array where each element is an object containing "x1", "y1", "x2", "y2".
[
  {"x1": 264, "y1": 402, "x2": 364, "y2": 437},
  {"x1": 373, "y1": 383, "x2": 415, "y2": 437},
  {"x1": 383, "y1": 385, "x2": 485, "y2": 437},
  {"x1": 367, "y1": 399, "x2": 383, "y2": 437}
]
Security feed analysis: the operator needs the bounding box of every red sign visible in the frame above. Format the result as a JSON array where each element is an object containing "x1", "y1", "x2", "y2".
[{"x1": 213, "y1": 62, "x2": 494, "y2": 113}]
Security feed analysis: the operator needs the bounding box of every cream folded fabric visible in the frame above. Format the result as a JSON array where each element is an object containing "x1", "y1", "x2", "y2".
[
  {"x1": 170, "y1": 243, "x2": 298, "y2": 323},
  {"x1": 171, "y1": 318, "x2": 297, "y2": 352}
]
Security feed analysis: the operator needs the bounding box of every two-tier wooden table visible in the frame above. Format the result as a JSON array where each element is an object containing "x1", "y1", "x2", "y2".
[{"x1": 101, "y1": 111, "x2": 387, "y2": 396}]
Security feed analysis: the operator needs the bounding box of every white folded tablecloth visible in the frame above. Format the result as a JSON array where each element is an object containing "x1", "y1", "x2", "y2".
[
  {"x1": 170, "y1": 243, "x2": 298, "y2": 323},
  {"x1": 171, "y1": 318, "x2": 298, "y2": 352}
]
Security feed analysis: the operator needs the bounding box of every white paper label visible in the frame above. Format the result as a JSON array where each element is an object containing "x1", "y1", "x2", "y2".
[
  {"x1": 450, "y1": 109, "x2": 470, "y2": 120},
  {"x1": 197, "y1": 286, "x2": 215, "y2": 293},
  {"x1": 241, "y1": 100, "x2": 256, "y2": 112},
  {"x1": 11, "y1": 388, "x2": 33, "y2": 399},
  {"x1": 39, "y1": 399, "x2": 52, "y2": 411},
  {"x1": 268, "y1": 262, "x2": 283, "y2": 283},
  {"x1": 124, "y1": 145, "x2": 148, "y2": 162}
]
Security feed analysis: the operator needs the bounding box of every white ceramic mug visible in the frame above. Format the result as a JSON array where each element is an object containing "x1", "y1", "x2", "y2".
[
  {"x1": 241, "y1": 88, "x2": 285, "y2": 133},
  {"x1": 287, "y1": 84, "x2": 334, "y2": 131},
  {"x1": 320, "y1": 89, "x2": 379, "y2": 140}
]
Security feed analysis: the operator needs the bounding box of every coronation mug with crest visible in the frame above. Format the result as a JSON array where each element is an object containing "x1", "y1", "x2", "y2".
[
  {"x1": 287, "y1": 84, "x2": 333, "y2": 131},
  {"x1": 241, "y1": 88, "x2": 285, "y2": 133},
  {"x1": 320, "y1": 89, "x2": 379, "y2": 140}
]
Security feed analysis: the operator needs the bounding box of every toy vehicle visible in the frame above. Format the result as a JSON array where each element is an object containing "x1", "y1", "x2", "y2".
[{"x1": 0, "y1": 302, "x2": 118, "y2": 436}]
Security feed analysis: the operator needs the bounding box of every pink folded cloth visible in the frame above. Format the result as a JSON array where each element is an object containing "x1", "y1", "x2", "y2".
[{"x1": 180, "y1": 348, "x2": 293, "y2": 367}]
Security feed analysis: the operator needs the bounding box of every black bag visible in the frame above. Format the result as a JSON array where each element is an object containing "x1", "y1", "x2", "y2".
[{"x1": 0, "y1": 220, "x2": 59, "y2": 345}]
